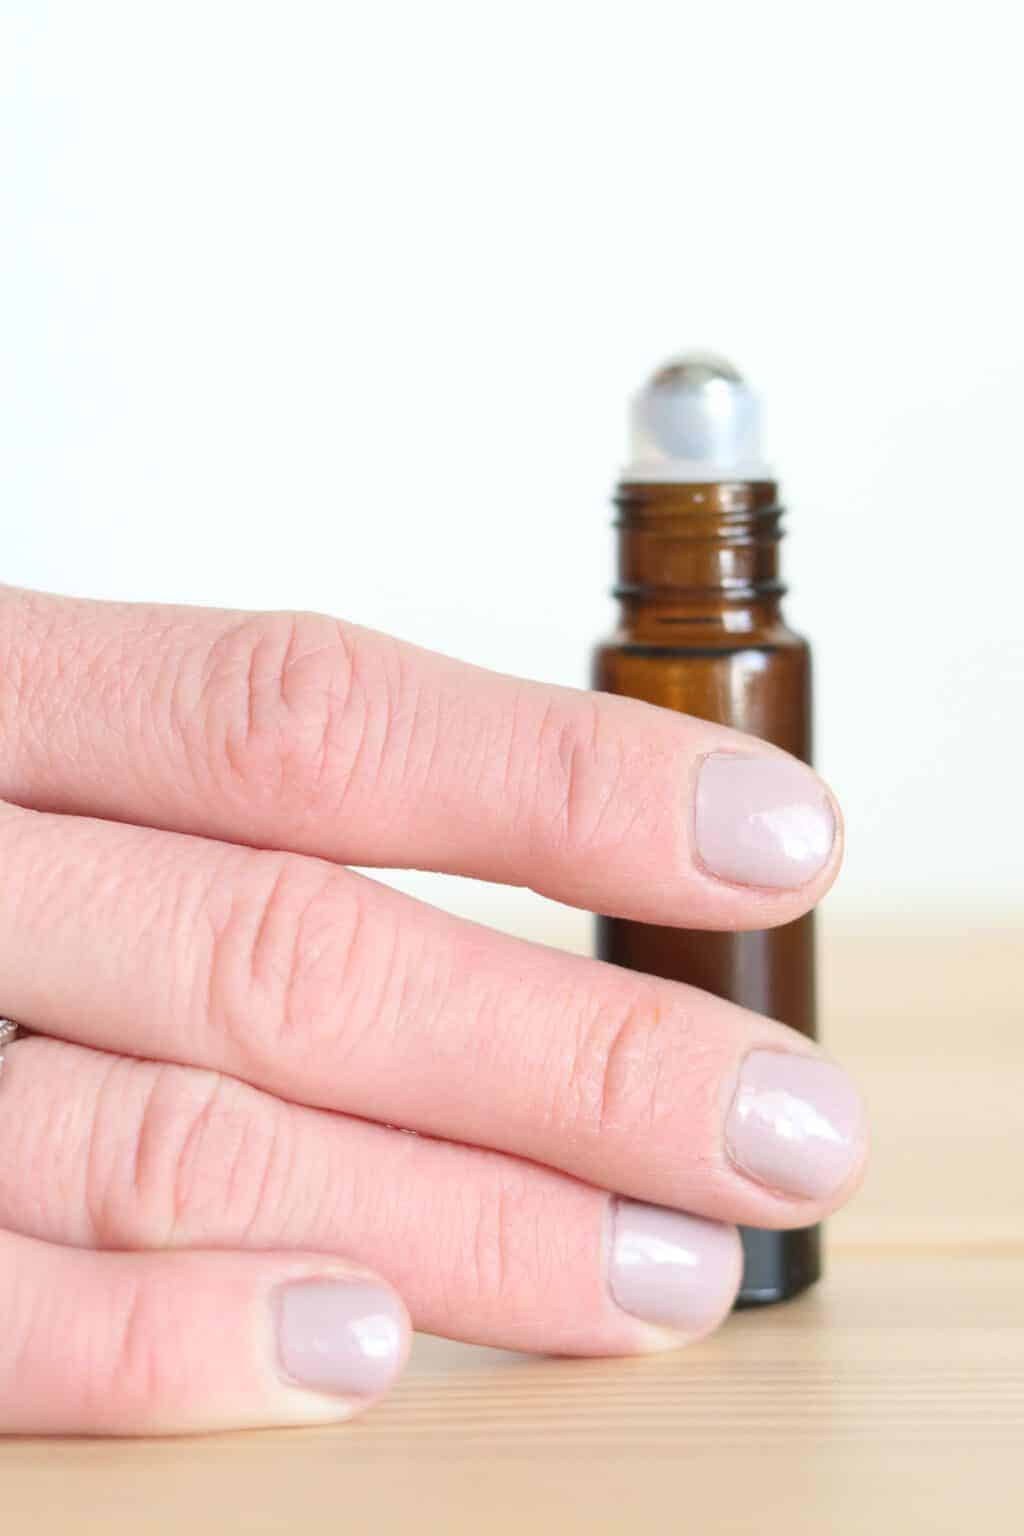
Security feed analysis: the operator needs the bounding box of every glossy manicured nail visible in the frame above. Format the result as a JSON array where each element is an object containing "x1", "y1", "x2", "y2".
[
  {"x1": 695, "y1": 753, "x2": 835, "y2": 888},
  {"x1": 275, "y1": 1279, "x2": 407, "y2": 1401},
  {"x1": 727, "y1": 1050, "x2": 866, "y2": 1200},
  {"x1": 608, "y1": 1199, "x2": 741, "y2": 1336}
]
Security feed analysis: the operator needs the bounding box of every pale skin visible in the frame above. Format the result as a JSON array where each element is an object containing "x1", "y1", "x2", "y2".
[{"x1": 0, "y1": 588, "x2": 866, "y2": 1435}]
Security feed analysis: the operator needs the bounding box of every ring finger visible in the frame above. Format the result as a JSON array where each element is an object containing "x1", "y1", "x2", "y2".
[{"x1": 0, "y1": 1035, "x2": 741, "y2": 1354}]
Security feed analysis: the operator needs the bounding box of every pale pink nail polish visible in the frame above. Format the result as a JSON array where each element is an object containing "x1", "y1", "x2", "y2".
[
  {"x1": 608, "y1": 1199, "x2": 741, "y2": 1334},
  {"x1": 276, "y1": 1280, "x2": 407, "y2": 1400},
  {"x1": 695, "y1": 752, "x2": 835, "y2": 888},
  {"x1": 727, "y1": 1051, "x2": 866, "y2": 1200}
]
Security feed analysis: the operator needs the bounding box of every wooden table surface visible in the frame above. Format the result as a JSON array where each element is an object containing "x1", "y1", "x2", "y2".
[{"x1": 3, "y1": 928, "x2": 1022, "y2": 1533}]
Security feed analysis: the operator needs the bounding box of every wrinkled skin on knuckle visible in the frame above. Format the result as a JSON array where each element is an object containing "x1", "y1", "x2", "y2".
[
  {"x1": 415, "y1": 1158, "x2": 566, "y2": 1337},
  {"x1": 523, "y1": 695, "x2": 647, "y2": 873},
  {"x1": 158, "y1": 1076, "x2": 299, "y2": 1249},
  {"x1": 200, "y1": 852, "x2": 390, "y2": 1085},
  {"x1": 96, "y1": 1272, "x2": 197, "y2": 1430},
  {"x1": 446, "y1": 1159, "x2": 605, "y2": 1343},
  {"x1": 559, "y1": 989, "x2": 666, "y2": 1143},
  {"x1": 191, "y1": 611, "x2": 411, "y2": 830},
  {"x1": 83, "y1": 1058, "x2": 170, "y2": 1249},
  {"x1": 557, "y1": 980, "x2": 711, "y2": 1153},
  {"x1": 454, "y1": 1168, "x2": 527, "y2": 1313},
  {"x1": 316, "y1": 1130, "x2": 577, "y2": 1343},
  {"x1": 84, "y1": 1060, "x2": 279, "y2": 1251},
  {"x1": 97, "y1": 1279, "x2": 168, "y2": 1424}
]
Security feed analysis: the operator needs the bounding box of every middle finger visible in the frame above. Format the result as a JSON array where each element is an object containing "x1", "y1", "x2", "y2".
[{"x1": 0, "y1": 800, "x2": 867, "y2": 1227}]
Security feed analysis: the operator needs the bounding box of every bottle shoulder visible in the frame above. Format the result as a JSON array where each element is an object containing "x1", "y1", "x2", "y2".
[{"x1": 592, "y1": 627, "x2": 813, "y2": 747}]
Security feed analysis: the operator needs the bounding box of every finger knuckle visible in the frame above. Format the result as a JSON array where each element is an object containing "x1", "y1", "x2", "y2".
[
  {"x1": 194, "y1": 610, "x2": 357, "y2": 815},
  {"x1": 95, "y1": 1273, "x2": 207, "y2": 1428},
  {"x1": 563, "y1": 985, "x2": 677, "y2": 1143},
  {"x1": 458, "y1": 1175, "x2": 518, "y2": 1308},
  {"x1": 204, "y1": 854, "x2": 389, "y2": 1075},
  {"x1": 436, "y1": 1160, "x2": 592, "y2": 1339},
  {"x1": 528, "y1": 697, "x2": 632, "y2": 860},
  {"x1": 194, "y1": 610, "x2": 413, "y2": 824},
  {"x1": 449, "y1": 1163, "x2": 539, "y2": 1317},
  {"x1": 103, "y1": 1278, "x2": 176, "y2": 1420},
  {"x1": 89, "y1": 1061, "x2": 285, "y2": 1249}
]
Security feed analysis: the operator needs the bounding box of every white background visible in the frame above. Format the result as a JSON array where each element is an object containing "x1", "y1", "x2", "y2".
[{"x1": 2, "y1": 2, "x2": 1021, "y2": 941}]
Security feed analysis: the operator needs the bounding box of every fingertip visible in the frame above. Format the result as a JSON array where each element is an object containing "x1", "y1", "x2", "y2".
[
  {"x1": 724, "y1": 1050, "x2": 870, "y2": 1212},
  {"x1": 607, "y1": 1199, "x2": 742, "y2": 1349},
  {"x1": 692, "y1": 751, "x2": 840, "y2": 897},
  {"x1": 271, "y1": 1270, "x2": 412, "y2": 1422}
]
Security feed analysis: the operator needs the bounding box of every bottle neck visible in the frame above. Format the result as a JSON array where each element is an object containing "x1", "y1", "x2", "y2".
[{"x1": 612, "y1": 479, "x2": 786, "y2": 641}]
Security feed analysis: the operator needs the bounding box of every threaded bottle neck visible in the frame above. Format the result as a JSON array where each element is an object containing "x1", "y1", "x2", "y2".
[{"x1": 612, "y1": 480, "x2": 786, "y2": 638}]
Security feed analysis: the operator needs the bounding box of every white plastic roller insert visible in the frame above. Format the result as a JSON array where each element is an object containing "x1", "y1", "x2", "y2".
[{"x1": 622, "y1": 351, "x2": 774, "y2": 484}]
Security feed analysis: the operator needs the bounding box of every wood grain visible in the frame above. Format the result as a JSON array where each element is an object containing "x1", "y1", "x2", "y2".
[{"x1": 1, "y1": 929, "x2": 1022, "y2": 1533}]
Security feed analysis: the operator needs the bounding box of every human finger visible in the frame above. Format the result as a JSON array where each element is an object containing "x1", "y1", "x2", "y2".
[
  {"x1": 0, "y1": 587, "x2": 840, "y2": 929},
  {"x1": 0, "y1": 1224, "x2": 409, "y2": 1436},
  {"x1": 0, "y1": 803, "x2": 867, "y2": 1227},
  {"x1": 0, "y1": 1036, "x2": 742, "y2": 1356}
]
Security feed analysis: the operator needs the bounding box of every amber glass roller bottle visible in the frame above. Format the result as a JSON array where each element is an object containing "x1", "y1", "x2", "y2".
[{"x1": 594, "y1": 354, "x2": 820, "y2": 1305}]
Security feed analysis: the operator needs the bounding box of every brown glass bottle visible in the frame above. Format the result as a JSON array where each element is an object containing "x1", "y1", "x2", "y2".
[{"x1": 594, "y1": 476, "x2": 820, "y2": 1306}]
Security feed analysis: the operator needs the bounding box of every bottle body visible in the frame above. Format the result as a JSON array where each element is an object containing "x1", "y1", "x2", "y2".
[{"x1": 595, "y1": 479, "x2": 821, "y2": 1305}]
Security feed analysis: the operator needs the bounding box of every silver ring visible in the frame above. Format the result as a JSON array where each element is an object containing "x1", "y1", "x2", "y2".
[{"x1": 0, "y1": 1019, "x2": 20, "y2": 1079}]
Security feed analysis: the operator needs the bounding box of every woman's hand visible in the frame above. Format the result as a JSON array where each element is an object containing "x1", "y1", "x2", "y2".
[{"x1": 0, "y1": 588, "x2": 865, "y2": 1435}]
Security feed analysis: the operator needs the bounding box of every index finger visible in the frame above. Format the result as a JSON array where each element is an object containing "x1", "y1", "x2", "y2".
[{"x1": 0, "y1": 587, "x2": 841, "y2": 928}]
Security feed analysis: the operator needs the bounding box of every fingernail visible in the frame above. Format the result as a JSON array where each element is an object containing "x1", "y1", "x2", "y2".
[
  {"x1": 608, "y1": 1199, "x2": 741, "y2": 1336},
  {"x1": 275, "y1": 1279, "x2": 407, "y2": 1401},
  {"x1": 726, "y1": 1051, "x2": 866, "y2": 1200},
  {"x1": 695, "y1": 752, "x2": 836, "y2": 888}
]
